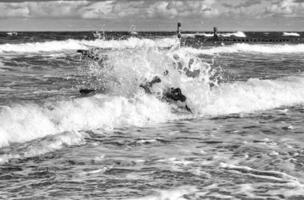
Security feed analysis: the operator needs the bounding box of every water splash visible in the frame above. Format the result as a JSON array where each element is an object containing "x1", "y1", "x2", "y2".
[{"x1": 2, "y1": 44, "x2": 304, "y2": 149}]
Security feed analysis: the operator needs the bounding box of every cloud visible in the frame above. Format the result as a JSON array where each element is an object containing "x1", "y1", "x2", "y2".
[
  {"x1": 79, "y1": 1, "x2": 114, "y2": 19},
  {"x1": 222, "y1": 0, "x2": 262, "y2": 9},
  {"x1": 265, "y1": 0, "x2": 304, "y2": 17},
  {"x1": 0, "y1": 3, "x2": 30, "y2": 17},
  {"x1": 147, "y1": 0, "x2": 218, "y2": 18},
  {"x1": 218, "y1": 0, "x2": 304, "y2": 18},
  {"x1": 0, "y1": 0, "x2": 89, "y2": 18},
  {"x1": 80, "y1": 0, "x2": 144, "y2": 19},
  {"x1": 218, "y1": 0, "x2": 266, "y2": 17}
]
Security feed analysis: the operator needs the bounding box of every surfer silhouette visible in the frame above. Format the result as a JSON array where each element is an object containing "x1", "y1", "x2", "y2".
[
  {"x1": 140, "y1": 75, "x2": 192, "y2": 113},
  {"x1": 79, "y1": 74, "x2": 191, "y2": 113}
]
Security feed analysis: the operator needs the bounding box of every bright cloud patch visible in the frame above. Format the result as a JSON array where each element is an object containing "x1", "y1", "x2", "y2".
[
  {"x1": 265, "y1": 0, "x2": 304, "y2": 17},
  {"x1": 80, "y1": 0, "x2": 144, "y2": 19},
  {"x1": 0, "y1": 1, "x2": 88, "y2": 18},
  {"x1": 147, "y1": 0, "x2": 218, "y2": 18},
  {"x1": 0, "y1": 3, "x2": 30, "y2": 18}
]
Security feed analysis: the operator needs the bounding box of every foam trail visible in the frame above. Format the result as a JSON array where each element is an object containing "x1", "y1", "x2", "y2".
[
  {"x1": 220, "y1": 163, "x2": 298, "y2": 182},
  {"x1": 283, "y1": 32, "x2": 300, "y2": 37},
  {"x1": 180, "y1": 43, "x2": 304, "y2": 54},
  {"x1": 0, "y1": 131, "x2": 86, "y2": 163},
  {"x1": 0, "y1": 37, "x2": 178, "y2": 53}
]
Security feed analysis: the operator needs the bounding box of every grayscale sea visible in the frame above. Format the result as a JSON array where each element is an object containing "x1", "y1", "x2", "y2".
[{"x1": 1, "y1": 31, "x2": 304, "y2": 199}]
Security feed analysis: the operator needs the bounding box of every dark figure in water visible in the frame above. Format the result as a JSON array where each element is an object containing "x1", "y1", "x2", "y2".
[
  {"x1": 79, "y1": 88, "x2": 96, "y2": 95},
  {"x1": 79, "y1": 75, "x2": 191, "y2": 112},
  {"x1": 139, "y1": 76, "x2": 161, "y2": 94},
  {"x1": 164, "y1": 88, "x2": 186, "y2": 102},
  {"x1": 140, "y1": 76, "x2": 192, "y2": 113}
]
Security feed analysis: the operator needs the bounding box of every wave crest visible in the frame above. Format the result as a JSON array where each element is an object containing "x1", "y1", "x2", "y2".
[
  {"x1": 0, "y1": 37, "x2": 178, "y2": 53},
  {"x1": 180, "y1": 43, "x2": 304, "y2": 54}
]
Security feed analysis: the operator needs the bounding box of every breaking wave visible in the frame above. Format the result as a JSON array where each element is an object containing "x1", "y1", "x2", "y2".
[
  {"x1": 192, "y1": 75, "x2": 304, "y2": 116},
  {"x1": 0, "y1": 94, "x2": 174, "y2": 148},
  {"x1": 0, "y1": 37, "x2": 178, "y2": 53},
  {"x1": 219, "y1": 31, "x2": 246, "y2": 38},
  {"x1": 1, "y1": 47, "x2": 304, "y2": 150},
  {"x1": 183, "y1": 33, "x2": 214, "y2": 38},
  {"x1": 283, "y1": 32, "x2": 300, "y2": 37},
  {"x1": 182, "y1": 43, "x2": 304, "y2": 54},
  {"x1": 183, "y1": 31, "x2": 246, "y2": 38}
]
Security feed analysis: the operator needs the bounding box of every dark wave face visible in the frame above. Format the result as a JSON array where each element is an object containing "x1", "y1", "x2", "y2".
[{"x1": 0, "y1": 32, "x2": 304, "y2": 199}]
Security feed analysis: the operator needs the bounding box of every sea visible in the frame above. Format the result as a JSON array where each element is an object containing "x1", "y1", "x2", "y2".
[{"x1": 1, "y1": 31, "x2": 304, "y2": 199}]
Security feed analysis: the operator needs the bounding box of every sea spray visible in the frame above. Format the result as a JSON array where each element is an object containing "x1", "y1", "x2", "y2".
[
  {"x1": 2, "y1": 42, "x2": 304, "y2": 151},
  {"x1": 79, "y1": 46, "x2": 304, "y2": 118}
]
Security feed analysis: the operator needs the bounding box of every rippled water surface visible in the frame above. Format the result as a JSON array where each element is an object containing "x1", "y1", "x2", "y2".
[{"x1": 1, "y1": 32, "x2": 304, "y2": 199}]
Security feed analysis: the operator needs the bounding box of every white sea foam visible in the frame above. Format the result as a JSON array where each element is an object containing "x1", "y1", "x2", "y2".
[
  {"x1": 0, "y1": 94, "x2": 174, "y2": 148},
  {"x1": 183, "y1": 31, "x2": 246, "y2": 38},
  {"x1": 2, "y1": 46, "x2": 304, "y2": 149},
  {"x1": 113, "y1": 48, "x2": 304, "y2": 117},
  {"x1": 219, "y1": 31, "x2": 246, "y2": 38},
  {"x1": 0, "y1": 37, "x2": 178, "y2": 53},
  {"x1": 183, "y1": 33, "x2": 214, "y2": 38},
  {"x1": 180, "y1": 43, "x2": 304, "y2": 54},
  {"x1": 283, "y1": 32, "x2": 300, "y2": 37},
  {"x1": 189, "y1": 75, "x2": 304, "y2": 116}
]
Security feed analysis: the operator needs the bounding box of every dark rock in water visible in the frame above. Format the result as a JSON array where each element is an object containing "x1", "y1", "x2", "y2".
[{"x1": 79, "y1": 89, "x2": 96, "y2": 95}]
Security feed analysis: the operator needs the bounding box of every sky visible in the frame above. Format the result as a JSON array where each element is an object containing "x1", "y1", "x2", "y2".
[{"x1": 0, "y1": 0, "x2": 303, "y2": 31}]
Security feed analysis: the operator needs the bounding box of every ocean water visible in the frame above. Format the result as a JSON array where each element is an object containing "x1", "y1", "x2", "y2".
[{"x1": 1, "y1": 31, "x2": 304, "y2": 199}]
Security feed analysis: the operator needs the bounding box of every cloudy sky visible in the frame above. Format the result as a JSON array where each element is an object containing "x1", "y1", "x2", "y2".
[{"x1": 0, "y1": 0, "x2": 303, "y2": 31}]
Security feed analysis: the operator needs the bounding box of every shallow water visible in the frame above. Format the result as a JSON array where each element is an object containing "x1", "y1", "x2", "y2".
[{"x1": 1, "y1": 32, "x2": 304, "y2": 199}]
